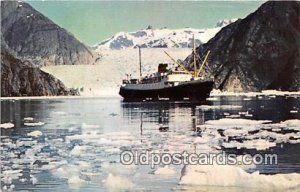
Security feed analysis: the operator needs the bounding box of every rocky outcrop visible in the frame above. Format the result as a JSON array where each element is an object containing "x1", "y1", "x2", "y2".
[
  {"x1": 1, "y1": 1, "x2": 95, "y2": 67},
  {"x1": 185, "y1": 1, "x2": 300, "y2": 92},
  {"x1": 1, "y1": 46, "x2": 78, "y2": 97}
]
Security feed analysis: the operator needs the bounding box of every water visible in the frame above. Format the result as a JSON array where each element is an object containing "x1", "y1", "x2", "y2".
[{"x1": 1, "y1": 95, "x2": 300, "y2": 191}]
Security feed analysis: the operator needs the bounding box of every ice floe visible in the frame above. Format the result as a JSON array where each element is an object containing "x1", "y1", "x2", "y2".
[
  {"x1": 102, "y1": 162, "x2": 137, "y2": 176},
  {"x1": 222, "y1": 139, "x2": 276, "y2": 150},
  {"x1": 81, "y1": 123, "x2": 100, "y2": 129},
  {"x1": 70, "y1": 145, "x2": 88, "y2": 156},
  {"x1": 24, "y1": 122, "x2": 45, "y2": 126},
  {"x1": 180, "y1": 164, "x2": 300, "y2": 189},
  {"x1": 27, "y1": 130, "x2": 43, "y2": 137},
  {"x1": 205, "y1": 118, "x2": 271, "y2": 127},
  {"x1": 0, "y1": 123, "x2": 14, "y2": 129},
  {"x1": 223, "y1": 128, "x2": 248, "y2": 138},
  {"x1": 68, "y1": 175, "x2": 86, "y2": 188},
  {"x1": 197, "y1": 105, "x2": 242, "y2": 110},
  {"x1": 30, "y1": 174, "x2": 37, "y2": 184},
  {"x1": 210, "y1": 89, "x2": 300, "y2": 97},
  {"x1": 197, "y1": 118, "x2": 300, "y2": 149},
  {"x1": 52, "y1": 111, "x2": 67, "y2": 115},
  {"x1": 154, "y1": 166, "x2": 176, "y2": 176},
  {"x1": 280, "y1": 119, "x2": 300, "y2": 130},
  {"x1": 24, "y1": 117, "x2": 34, "y2": 121},
  {"x1": 103, "y1": 173, "x2": 135, "y2": 191}
]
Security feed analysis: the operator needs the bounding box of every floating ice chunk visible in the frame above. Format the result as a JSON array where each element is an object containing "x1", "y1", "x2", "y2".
[
  {"x1": 27, "y1": 130, "x2": 43, "y2": 137},
  {"x1": 68, "y1": 175, "x2": 85, "y2": 188},
  {"x1": 0, "y1": 123, "x2": 14, "y2": 129},
  {"x1": 206, "y1": 97, "x2": 219, "y2": 101},
  {"x1": 52, "y1": 165, "x2": 80, "y2": 179},
  {"x1": 205, "y1": 118, "x2": 271, "y2": 128},
  {"x1": 280, "y1": 119, "x2": 300, "y2": 130},
  {"x1": 65, "y1": 131, "x2": 101, "y2": 141},
  {"x1": 81, "y1": 171, "x2": 101, "y2": 176},
  {"x1": 52, "y1": 111, "x2": 67, "y2": 115},
  {"x1": 19, "y1": 178, "x2": 27, "y2": 182},
  {"x1": 223, "y1": 128, "x2": 248, "y2": 137},
  {"x1": 104, "y1": 131, "x2": 132, "y2": 136},
  {"x1": 2, "y1": 169, "x2": 22, "y2": 180},
  {"x1": 235, "y1": 155, "x2": 256, "y2": 170},
  {"x1": 222, "y1": 139, "x2": 276, "y2": 150},
  {"x1": 193, "y1": 136, "x2": 209, "y2": 144},
  {"x1": 197, "y1": 105, "x2": 242, "y2": 110},
  {"x1": 24, "y1": 117, "x2": 34, "y2": 121},
  {"x1": 225, "y1": 114, "x2": 240, "y2": 118},
  {"x1": 154, "y1": 166, "x2": 176, "y2": 176},
  {"x1": 104, "y1": 173, "x2": 135, "y2": 191},
  {"x1": 24, "y1": 122, "x2": 45, "y2": 126},
  {"x1": 104, "y1": 147, "x2": 121, "y2": 154},
  {"x1": 102, "y1": 162, "x2": 136, "y2": 176},
  {"x1": 2, "y1": 184, "x2": 15, "y2": 191},
  {"x1": 30, "y1": 174, "x2": 37, "y2": 184},
  {"x1": 81, "y1": 123, "x2": 100, "y2": 129},
  {"x1": 76, "y1": 161, "x2": 91, "y2": 169},
  {"x1": 180, "y1": 164, "x2": 300, "y2": 189},
  {"x1": 70, "y1": 145, "x2": 88, "y2": 156}
]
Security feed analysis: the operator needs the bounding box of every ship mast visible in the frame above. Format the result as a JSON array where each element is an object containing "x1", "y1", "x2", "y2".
[
  {"x1": 193, "y1": 34, "x2": 197, "y2": 78},
  {"x1": 164, "y1": 51, "x2": 191, "y2": 74},
  {"x1": 139, "y1": 46, "x2": 142, "y2": 80},
  {"x1": 196, "y1": 50, "x2": 211, "y2": 77}
]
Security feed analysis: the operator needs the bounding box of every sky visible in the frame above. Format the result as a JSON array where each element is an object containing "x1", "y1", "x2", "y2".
[{"x1": 28, "y1": 1, "x2": 265, "y2": 46}]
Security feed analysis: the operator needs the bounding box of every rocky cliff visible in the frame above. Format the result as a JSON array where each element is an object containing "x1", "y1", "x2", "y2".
[
  {"x1": 185, "y1": 1, "x2": 300, "y2": 92},
  {"x1": 1, "y1": 1, "x2": 95, "y2": 67},
  {"x1": 1, "y1": 45, "x2": 78, "y2": 97}
]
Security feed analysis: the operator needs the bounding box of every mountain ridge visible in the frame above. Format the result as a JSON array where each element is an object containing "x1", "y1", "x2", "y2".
[
  {"x1": 94, "y1": 20, "x2": 237, "y2": 51},
  {"x1": 184, "y1": 1, "x2": 300, "y2": 92},
  {"x1": 1, "y1": 1, "x2": 95, "y2": 67}
]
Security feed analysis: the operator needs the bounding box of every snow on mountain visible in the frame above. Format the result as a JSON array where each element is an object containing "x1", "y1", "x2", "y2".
[
  {"x1": 216, "y1": 18, "x2": 238, "y2": 28},
  {"x1": 94, "y1": 25, "x2": 229, "y2": 51}
]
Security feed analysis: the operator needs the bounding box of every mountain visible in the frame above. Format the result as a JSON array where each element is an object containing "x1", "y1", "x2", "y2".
[
  {"x1": 1, "y1": 44, "x2": 78, "y2": 97},
  {"x1": 185, "y1": 1, "x2": 300, "y2": 92},
  {"x1": 1, "y1": 1, "x2": 95, "y2": 67},
  {"x1": 94, "y1": 27, "x2": 225, "y2": 51},
  {"x1": 215, "y1": 19, "x2": 238, "y2": 28}
]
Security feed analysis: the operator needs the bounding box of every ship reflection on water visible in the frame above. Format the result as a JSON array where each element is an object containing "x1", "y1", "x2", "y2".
[
  {"x1": 1, "y1": 96, "x2": 299, "y2": 191},
  {"x1": 121, "y1": 101, "x2": 212, "y2": 134}
]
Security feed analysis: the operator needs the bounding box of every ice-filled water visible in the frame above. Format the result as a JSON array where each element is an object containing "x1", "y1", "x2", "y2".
[{"x1": 1, "y1": 95, "x2": 300, "y2": 191}]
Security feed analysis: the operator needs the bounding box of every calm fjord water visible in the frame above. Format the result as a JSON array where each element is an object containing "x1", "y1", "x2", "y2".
[{"x1": 1, "y1": 96, "x2": 300, "y2": 191}]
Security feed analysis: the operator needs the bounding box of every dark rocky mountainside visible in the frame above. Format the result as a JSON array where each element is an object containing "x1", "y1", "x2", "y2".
[
  {"x1": 185, "y1": 1, "x2": 300, "y2": 92},
  {"x1": 1, "y1": 1, "x2": 95, "y2": 67},
  {"x1": 1, "y1": 45, "x2": 78, "y2": 97}
]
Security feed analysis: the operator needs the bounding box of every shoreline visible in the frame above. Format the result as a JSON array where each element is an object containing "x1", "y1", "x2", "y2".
[
  {"x1": 1, "y1": 90, "x2": 299, "y2": 100},
  {"x1": 0, "y1": 95, "x2": 122, "y2": 100}
]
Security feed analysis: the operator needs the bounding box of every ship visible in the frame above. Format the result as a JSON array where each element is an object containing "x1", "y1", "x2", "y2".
[{"x1": 119, "y1": 35, "x2": 214, "y2": 101}]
